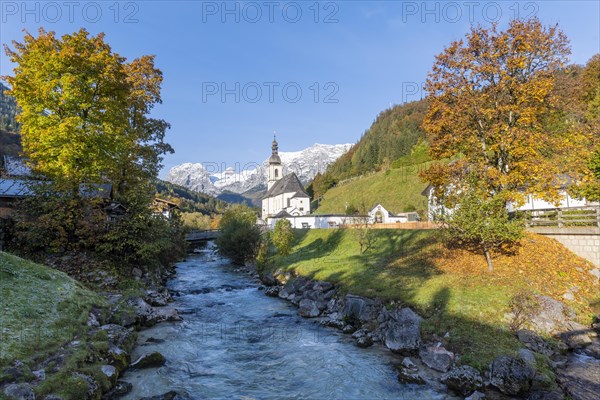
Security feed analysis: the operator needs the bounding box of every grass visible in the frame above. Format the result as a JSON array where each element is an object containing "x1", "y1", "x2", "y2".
[
  {"x1": 314, "y1": 162, "x2": 431, "y2": 215},
  {"x1": 0, "y1": 251, "x2": 107, "y2": 366},
  {"x1": 264, "y1": 229, "x2": 599, "y2": 370}
]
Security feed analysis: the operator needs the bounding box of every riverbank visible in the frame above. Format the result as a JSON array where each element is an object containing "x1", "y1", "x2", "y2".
[
  {"x1": 258, "y1": 228, "x2": 600, "y2": 399},
  {"x1": 0, "y1": 251, "x2": 181, "y2": 399}
]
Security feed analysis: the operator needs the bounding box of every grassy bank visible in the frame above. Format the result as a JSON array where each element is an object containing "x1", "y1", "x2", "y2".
[
  {"x1": 314, "y1": 163, "x2": 430, "y2": 215},
  {"x1": 264, "y1": 229, "x2": 598, "y2": 369},
  {"x1": 0, "y1": 251, "x2": 119, "y2": 397}
]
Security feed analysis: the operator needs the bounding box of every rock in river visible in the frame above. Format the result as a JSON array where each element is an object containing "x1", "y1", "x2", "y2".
[{"x1": 130, "y1": 352, "x2": 167, "y2": 369}]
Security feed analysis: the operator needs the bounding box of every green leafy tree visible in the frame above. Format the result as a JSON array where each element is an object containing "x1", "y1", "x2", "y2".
[
  {"x1": 216, "y1": 205, "x2": 261, "y2": 265},
  {"x1": 3, "y1": 29, "x2": 180, "y2": 274},
  {"x1": 443, "y1": 184, "x2": 524, "y2": 272},
  {"x1": 272, "y1": 219, "x2": 294, "y2": 256}
]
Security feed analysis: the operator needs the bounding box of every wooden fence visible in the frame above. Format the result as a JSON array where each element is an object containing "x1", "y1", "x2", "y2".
[
  {"x1": 523, "y1": 206, "x2": 600, "y2": 228},
  {"x1": 343, "y1": 221, "x2": 440, "y2": 230}
]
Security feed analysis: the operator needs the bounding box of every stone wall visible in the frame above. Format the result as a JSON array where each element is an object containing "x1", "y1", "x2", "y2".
[{"x1": 530, "y1": 227, "x2": 600, "y2": 267}]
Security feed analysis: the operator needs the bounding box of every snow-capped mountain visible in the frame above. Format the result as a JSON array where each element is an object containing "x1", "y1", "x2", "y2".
[{"x1": 165, "y1": 143, "x2": 352, "y2": 196}]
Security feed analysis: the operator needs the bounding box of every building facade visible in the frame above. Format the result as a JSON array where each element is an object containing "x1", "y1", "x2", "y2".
[{"x1": 261, "y1": 137, "x2": 311, "y2": 220}]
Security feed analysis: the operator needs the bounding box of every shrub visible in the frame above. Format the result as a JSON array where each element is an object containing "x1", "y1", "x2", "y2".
[
  {"x1": 508, "y1": 290, "x2": 541, "y2": 332},
  {"x1": 272, "y1": 219, "x2": 294, "y2": 256},
  {"x1": 216, "y1": 205, "x2": 261, "y2": 265}
]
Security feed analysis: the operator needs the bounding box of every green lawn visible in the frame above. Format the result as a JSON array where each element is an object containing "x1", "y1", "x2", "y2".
[
  {"x1": 0, "y1": 251, "x2": 107, "y2": 363},
  {"x1": 265, "y1": 229, "x2": 598, "y2": 370},
  {"x1": 314, "y1": 163, "x2": 431, "y2": 215}
]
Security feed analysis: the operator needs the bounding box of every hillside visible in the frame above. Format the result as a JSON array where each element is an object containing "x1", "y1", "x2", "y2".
[
  {"x1": 265, "y1": 229, "x2": 599, "y2": 370},
  {"x1": 155, "y1": 179, "x2": 226, "y2": 214},
  {"x1": 0, "y1": 82, "x2": 19, "y2": 133},
  {"x1": 311, "y1": 100, "x2": 427, "y2": 202},
  {"x1": 315, "y1": 143, "x2": 432, "y2": 215}
]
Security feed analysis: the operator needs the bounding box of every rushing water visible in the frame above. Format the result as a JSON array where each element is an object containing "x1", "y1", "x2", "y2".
[{"x1": 121, "y1": 243, "x2": 446, "y2": 399}]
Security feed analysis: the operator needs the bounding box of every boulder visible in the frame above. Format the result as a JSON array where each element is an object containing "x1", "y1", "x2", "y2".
[
  {"x1": 464, "y1": 391, "x2": 485, "y2": 400},
  {"x1": 341, "y1": 295, "x2": 381, "y2": 324},
  {"x1": 441, "y1": 365, "x2": 483, "y2": 396},
  {"x1": 130, "y1": 352, "x2": 167, "y2": 369},
  {"x1": 264, "y1": 286, "x2": 280, "y2": 297},
  {"x1": 107, "y1": 345, "x2": 130, "y2": 372},
  {"x1": 396, "y1": 367, "x2": 425, "y2": 385},
  {"x1": 352, "y1": 329, "x2": 373, "y2": 348},
  {"x1": 489, "y1": 355, "x2": 535, "y2": 396},
  {"x1": 127, "y1": 297, "x2": 157, "y2": 326},
  {"x1": 102, "y1": 380, "x2": 132, "y2": 399},
  {"x1": 419, "y1": 344, "x2": 454, "y2": 372},
  {"x1": 383, "y1": 308, "x2": 422, "y2": 354},
  {"x1": 261, "y1": 273, "x2": 278, "y2": 286},
  {"x1": 3, "y1": 383, "x2": 35, "y2": 400},
  {"x1": 100, "y1": 365, "x2": 118, "y2": 386},
  {"x1": 145, "y1": 289, "x2": 170, "y2": 306},
  {"x1": 342, "y1": 324, "x2": 356, "y2": 334},
  {"x1": 559, "y1": 322, "x2": 594, "y2": 349},
  {"x1": 100, "y1": 324, "x2": 135, "y2": 349},
  {"x1": 139, "y1": 391, "x2": 188, "y2": 400},
  {"x1": 516, "y1": 330, "x2": 555, "y2": 357},
  {"x1": 320, "y1": 316, "x2": 345, "y2": 330},
  {"x1": 298, "y1": 299, "x2": 321, "y2": 318},
  {"x1": 529, "y1": 296, "x2": 575, "y2": 335}
]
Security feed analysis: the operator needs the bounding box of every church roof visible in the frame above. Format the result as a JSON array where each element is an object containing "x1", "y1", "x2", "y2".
[
  {"x1": 264, "y1": 172, "x2": 309, "y2": 199},
  {"x1": 273, "y1": 209, "x2": 293, "y2": 218}
]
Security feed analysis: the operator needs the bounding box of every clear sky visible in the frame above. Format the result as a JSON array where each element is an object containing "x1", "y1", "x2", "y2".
[{"x1": 1, "y1": 1, "x2": 599, "y2": 177}]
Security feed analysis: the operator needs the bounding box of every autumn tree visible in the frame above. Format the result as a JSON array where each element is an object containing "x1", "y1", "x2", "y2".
[
  {"x1": 3, "y1": 28, "x2": 172, "y2": 201},
  {"x1": 421, "y1": 18, "x2": 592, "y2": 269},
  {"x1": 2, "y1": 29, "x2": 180, "y2": 269}
]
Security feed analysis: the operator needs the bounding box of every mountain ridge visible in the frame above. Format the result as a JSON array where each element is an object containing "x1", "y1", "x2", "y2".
[{"x1": 165, "y1": 143, "x2": 352, "y2": 198}]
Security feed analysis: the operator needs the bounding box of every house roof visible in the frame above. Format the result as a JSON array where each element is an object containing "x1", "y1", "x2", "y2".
[
  {"x1": 0, "y1": 179, "x2": 34, "y2": 197},
  {"x1": 154, "y1": 198, "x2": 179, "y2": 208},
  {"x1": 0, "y1": 179, "x2": 112, "y2": 199},
  {"x1": 273, "y1": 209, "x2": 293, "y2": 218},
  {"x1": 264, "y1": 173, "x2": 309, "y2": 199},
  {"x1": 421, "y1": 185, "x2": 433, "y2": 196},
  {"x1": 2, "y1": 156, "x2": 32, "y2": 177}
]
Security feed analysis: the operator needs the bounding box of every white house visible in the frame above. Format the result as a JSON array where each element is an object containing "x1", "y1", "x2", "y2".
[
  {"x1": 261, "y1": 137, "x2": 311, "y2": 220},
  {"x1": 368, "y1": 203, "x2": 419, "y2": 224},
  {"x1": 421, "y1": 184, "x2": 593, "y2": 221}
]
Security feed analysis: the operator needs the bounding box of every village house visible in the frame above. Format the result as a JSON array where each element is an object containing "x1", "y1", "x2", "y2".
[{"x1": 421, "y1": 183, "x2": 594, "y2": 221}]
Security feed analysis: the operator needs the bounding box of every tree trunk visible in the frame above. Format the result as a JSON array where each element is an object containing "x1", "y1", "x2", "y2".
[{"x1": 484, "y1": 247, "x2": 494, "y2": 272}]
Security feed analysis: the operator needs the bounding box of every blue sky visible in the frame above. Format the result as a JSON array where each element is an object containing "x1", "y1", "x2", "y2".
[{"x1": 1, "y1": 1, "x2": 599, "y2": 177}]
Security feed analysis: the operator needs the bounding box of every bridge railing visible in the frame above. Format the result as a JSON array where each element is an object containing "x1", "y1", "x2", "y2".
[{"x1": 522, "y1": 206, "x2": 600, "y2": 228}]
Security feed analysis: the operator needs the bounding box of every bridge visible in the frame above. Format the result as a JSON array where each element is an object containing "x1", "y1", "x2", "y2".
[{"x1": 185, "y1": 229, "x2": 221, "y2": 242}]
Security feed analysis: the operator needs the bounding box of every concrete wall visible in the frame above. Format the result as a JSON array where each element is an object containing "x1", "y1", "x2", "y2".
[{"x1": 530, "y1": 227, "x2": 600, "y2": 266}]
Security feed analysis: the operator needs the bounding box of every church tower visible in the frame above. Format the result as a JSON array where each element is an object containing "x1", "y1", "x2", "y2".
[{"x1": 267, "y1": 135, "x2": 282, "y2": 190}]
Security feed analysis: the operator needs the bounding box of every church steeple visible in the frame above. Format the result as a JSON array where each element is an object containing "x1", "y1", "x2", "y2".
[
  {"x1": 271, "y1": 135, "x2": 279, "y2": 157},
  {"x1": 268, "y1": 134, "x2": 282, "y2": 190}
]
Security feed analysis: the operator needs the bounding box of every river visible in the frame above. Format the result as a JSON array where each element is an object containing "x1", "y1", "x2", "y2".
[{"x1": 120, "y1": 242, "x2": 446, "y2": 399}]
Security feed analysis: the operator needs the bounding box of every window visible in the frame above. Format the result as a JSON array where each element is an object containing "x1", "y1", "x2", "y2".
[
  {"x1": 302, "y1": 222, "x2": 310, "y2": 229},
  {"x1": 274, "y1": 169, "x2": 278, "y2": 178},
  {"x1": 299, "y1": 207, "x2": 304, "y2": 211},
  {"x1": 287, "y1": 198, "x2": 291, "y2": 207}
]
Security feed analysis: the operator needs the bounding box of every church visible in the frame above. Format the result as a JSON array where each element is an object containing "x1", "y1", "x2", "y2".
[{"x1": 261, "y1": 137, "x2": 311, "y2": 221}]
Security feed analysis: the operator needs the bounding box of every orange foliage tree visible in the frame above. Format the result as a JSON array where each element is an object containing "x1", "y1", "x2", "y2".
[{"x1": 421, "y1": 18, "x2": 593, "y2": 205}]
